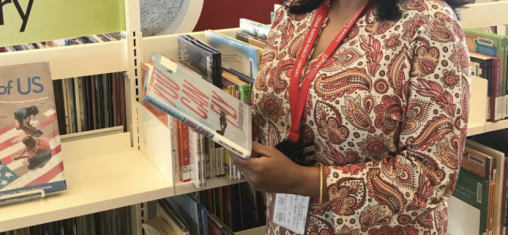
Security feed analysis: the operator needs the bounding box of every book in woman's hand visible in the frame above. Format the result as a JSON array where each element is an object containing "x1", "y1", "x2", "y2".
[{"x1": 144, "y1": 53, "x2": 252, "y2": 159}]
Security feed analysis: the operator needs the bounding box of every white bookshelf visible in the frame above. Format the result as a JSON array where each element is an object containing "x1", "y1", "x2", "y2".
[
  {"x1": 0, "y1": 133, "x2": 174, "y2": 232},
  {"x1": 0, "y1": 0, "x2": 507, "y2": 234},
  {"x1": 236, "y1": 226, "x2": 265, "y2": 235}
]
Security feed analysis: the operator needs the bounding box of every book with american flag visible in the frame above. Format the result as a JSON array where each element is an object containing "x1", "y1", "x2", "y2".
[{"x1": 0, "y1": 62, "x2": 67, "y2": 202}]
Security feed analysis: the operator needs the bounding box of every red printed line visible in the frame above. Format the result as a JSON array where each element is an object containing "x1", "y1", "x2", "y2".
[
  {"x1": 0, "y1": 124, "x2": 15, "y2": 135},
  {"x1": 0, "y1": 149, "x2": 26, "y2": 165},
  {"x1": 0, "y1": 113, "x2": 57, "y2": 152},
  {"x1": 25, "y1": 162, "x2": 64, "y2": 187},
  {"x1": 1, "y1": 128, "x2": 60, "y2": 165}
]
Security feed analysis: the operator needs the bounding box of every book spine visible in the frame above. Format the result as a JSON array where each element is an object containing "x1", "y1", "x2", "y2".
[
  {"x1": 178, "y1": 121, "x2": 191, "y2": 182},
  {"x1": 491, "y1": 58, "x2": 501, "y2": 121},
  {"x1": 209, "y1": 139, "x2": 215, "y2": 178},
  {"x1": 144, "y1": 92, "x2": 250, "y2": 159}
]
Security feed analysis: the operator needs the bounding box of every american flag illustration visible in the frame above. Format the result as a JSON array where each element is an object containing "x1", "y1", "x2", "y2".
[{"x1": 0, "y1": 108, "x2": 64, "y2": 191}]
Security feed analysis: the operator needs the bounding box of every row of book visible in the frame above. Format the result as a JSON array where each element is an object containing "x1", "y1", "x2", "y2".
[
  {"x1": 143, "y1": 185, "x2": 266, "y2": 235},
  {"x1": 0, "y1": 206, "x2": 132, "y2": 235},
  {"x1": 466, "y1": 28, "x2": 508, "y2": 122},
  {"x1": 52, "y1": 73, "x2": 127, "y2": 135},
  {"x1": 0, "y1": 33, "x2": 119, "y2": 53},
  {"x1": 449, "y1": 131, "x2": 508, "y2": 235},
  {"x1": 140, "y1": 18, "x2": 269, "y2": 187}
]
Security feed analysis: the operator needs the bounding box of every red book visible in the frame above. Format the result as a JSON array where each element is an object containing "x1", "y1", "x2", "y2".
[{"x1": 178, "y1": 121, "x2": 191, "y2": 182}]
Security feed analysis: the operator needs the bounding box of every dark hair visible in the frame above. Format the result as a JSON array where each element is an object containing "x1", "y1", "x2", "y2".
[
  {"x1": 288, "y1": 0, "x2": 469, "y2": 21},
  {"x1": 22, "y1": 136, "x2": 36, "y2": 151},
  {"x1": 27, "y1": 106, "x2": 39, "y2": 116}
]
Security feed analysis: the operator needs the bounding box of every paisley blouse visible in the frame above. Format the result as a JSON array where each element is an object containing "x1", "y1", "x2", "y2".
[{"x1": 251, "y1": 0, "x2": 471, "y2": 234}]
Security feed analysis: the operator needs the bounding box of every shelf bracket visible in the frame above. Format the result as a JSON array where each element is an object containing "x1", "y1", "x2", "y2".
[{"x1": 0, "y1": 189, "x2": 46, "y2": 203}]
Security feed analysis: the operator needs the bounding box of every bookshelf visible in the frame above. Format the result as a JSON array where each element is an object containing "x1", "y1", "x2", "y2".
[{"x1": 0, "y1": 1, "x2": 507, "y2": 234}]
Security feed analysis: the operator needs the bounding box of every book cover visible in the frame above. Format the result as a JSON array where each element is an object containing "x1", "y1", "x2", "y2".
[
  {"x1": 205, "y1": 31, "x2": 261, "y2": 79},
  {"x1": 239, "y1": 18, "x2": 271, "y2": 40},
  {"x1": 144, "y1": 53, "x2": 252, "y2": 159},
  {"x1": 453, "y1": 169, "x2": 490, "y2": 235},
  {"x1": 0, "y1": 62, "x2": 67, "y2": 201},
  {"x1": 177, "y1": 35, "x2": 222, "y2": 87},
  {"x1": 463, "y1": 147, "x2": 494, "y2": 180}
]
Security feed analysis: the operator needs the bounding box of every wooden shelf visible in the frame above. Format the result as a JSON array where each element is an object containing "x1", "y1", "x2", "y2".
[
  {"x1": 0, "y1": 134, "x2": 174, "y2": 233},
  {"x1": 174, "y1": 178, "x2": 245, "y2": 196}
]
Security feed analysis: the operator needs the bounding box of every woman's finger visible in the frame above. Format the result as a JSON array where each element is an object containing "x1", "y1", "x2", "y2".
[{"x1": 251, "y1": 141, "x2": 272, "y2": 156}]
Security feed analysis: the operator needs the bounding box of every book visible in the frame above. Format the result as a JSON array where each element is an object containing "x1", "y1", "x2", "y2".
[
  {"x1": 463, "y1": 147, "x2": 494, "y2": 180},
  {"x1": 222, "y1": 70, "x2": 252, "y2": 106},
  {"x1": 177, "y1": 35, "x2": 222, "y2": 87},
  {"x1": 239, "y1": 18, "x2": 271, "y2": 41},
  {"x1": 165, "y1": 195, "x2": 201, "y2": 235},
  {"x1": 144, "y1": 53, "x2": 252, "y2": 159},
  {"x1": 142, "y1": 217, "x2": 177, "y2": 235},
  {"x1": 177, "y1": 121, "x2": 191, "y2": 182},
  {"x1": 464, "y1": 29, "x2": 508, "y2": 118},
  {"x1": 469, "y1": 52, "x2": 494, "y2": 121},
  {"x1": 235, "y1": 32, "x2": 266, "y2": 49},
  {"x1": 471, "y1": 52, "x2": 501, "y2": 122},
  {"x1": 469, "y1": 132, "x2": 508, "y2": 235},
  {"x1": 205, "y1": 30, "x2": 262, "y2": 79},
  {"x1": 0, "y1": 62, "x2": 67, "y2": 202},
  {"x1": 452, "y1": 169, "x2": 490, "y2": 235},
  {"x1": 157, "y1": 199, "x2": 190, "y2": 235}
]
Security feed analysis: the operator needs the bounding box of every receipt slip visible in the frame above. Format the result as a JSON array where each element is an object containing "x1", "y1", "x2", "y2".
[{"x1": 272, "y1": 194, "x2": 310, "y2": 234}]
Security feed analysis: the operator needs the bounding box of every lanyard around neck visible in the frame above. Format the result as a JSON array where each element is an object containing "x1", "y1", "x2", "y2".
[{"x1": 287, "y1": 0, "x2": 370, "y2": 142}]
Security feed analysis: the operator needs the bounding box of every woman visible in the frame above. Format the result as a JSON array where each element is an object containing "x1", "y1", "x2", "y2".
[{"x1": 232, "y1": 0, "x2": 471, "y2": 234}]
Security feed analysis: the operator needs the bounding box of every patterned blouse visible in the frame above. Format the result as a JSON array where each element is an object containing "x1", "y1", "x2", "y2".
[{"x1": 251, "y1": 0, "x2": 471, "y2": 234}]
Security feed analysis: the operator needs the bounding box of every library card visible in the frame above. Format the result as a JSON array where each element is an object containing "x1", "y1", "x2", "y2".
[{"x1": 273, "y1": 193, "x2": 310, "y2": 234}]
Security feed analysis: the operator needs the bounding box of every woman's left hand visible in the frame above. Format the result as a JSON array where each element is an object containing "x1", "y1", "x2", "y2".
[{"x1": 231, "y1": 142, "x2": 318, "y2": 196}]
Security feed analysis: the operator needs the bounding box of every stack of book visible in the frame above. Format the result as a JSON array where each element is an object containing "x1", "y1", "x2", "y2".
[
  {"x1": 52, "y1": 73, "x2": 127, "y2": 135},
  {"x1": 140, "y1": 18, "x2": 269, "y2": 187},
  {"x1": 465, "y1": 29, "x2": 508, "y2": 122},
  {"x1": 449, "y1": 131, "x2": 508, "y2": 235},
  {"x1": 0, "y1": 206, "x2": 132, "y2": 235},
  {"x1": 0, "y1": 34, "x2": 119, "y2": 52},
  {"x1": 149, "y1": 189, "x2": 265, "y2": 235}
]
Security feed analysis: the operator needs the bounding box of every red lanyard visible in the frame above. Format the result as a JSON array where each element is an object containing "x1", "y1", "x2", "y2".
[{"x1": 287, "y1": 0, "x2": 370, "y2": 142}]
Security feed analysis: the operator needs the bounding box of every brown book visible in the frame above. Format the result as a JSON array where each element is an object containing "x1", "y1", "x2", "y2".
[
  {"x1": 462, "y1": 147, "x2": 494, "y2": 180},
  {"x1": 235, "y1": 32, "x2": 266, "y2": 49}
]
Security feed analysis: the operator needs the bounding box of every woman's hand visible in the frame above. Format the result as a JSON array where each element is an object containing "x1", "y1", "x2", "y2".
[{"x1": 231, "y1": 142, "x2": 320, "y2": 197}]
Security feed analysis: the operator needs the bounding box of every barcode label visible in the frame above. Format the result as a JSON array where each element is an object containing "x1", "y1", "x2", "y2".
[
  {"x1": 468, "y1": 154, "x2": 485, "y2": 166},
  {"x1": 478, "y1": 38, "x2": 494, "y2": 47},
  {"x1": 477, "y1": 182, "x2": 482, "y2": 203}
]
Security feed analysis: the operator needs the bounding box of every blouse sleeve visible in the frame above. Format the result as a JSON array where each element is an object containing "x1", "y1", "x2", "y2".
[{"x1": 321, "y1": 10, "x2": 471, "y2": 224}]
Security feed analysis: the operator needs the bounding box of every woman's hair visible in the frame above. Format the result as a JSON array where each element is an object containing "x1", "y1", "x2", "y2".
[
  {"x1": 27, "y1": 106, "x2": 39, "y2": 116},
  {"x1": 288, "y1": 0, "x2": 469, "y2": 21},
  {"x1": 22, "y1": 136, "x2": 36, "y2": 151}
]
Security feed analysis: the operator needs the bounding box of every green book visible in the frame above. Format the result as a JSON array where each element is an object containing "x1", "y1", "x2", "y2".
[
  {"x1": 464, "y1": 29, "x2": 508, "y2": 118},
  {"x1": 453, "y1": 169, "x2": 490, "y2": 235}
]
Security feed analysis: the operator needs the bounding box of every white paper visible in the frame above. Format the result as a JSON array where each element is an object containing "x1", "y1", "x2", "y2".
[{"x1": 273, "y1": 193, "x2": 310, "y2": 234}]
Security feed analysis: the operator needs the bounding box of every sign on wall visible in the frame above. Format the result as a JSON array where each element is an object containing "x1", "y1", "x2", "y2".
[{"x1": 0, "y1": 0, "x2": 126, "y2": 47}]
